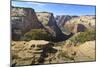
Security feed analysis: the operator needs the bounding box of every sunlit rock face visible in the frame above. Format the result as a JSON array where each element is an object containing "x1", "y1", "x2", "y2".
[
  {"x1": 55, "y1": 15, "x2": 78, "y2": 27},
  {"x1": 36, "y1": 12, "x2": 63, "y2": 37},
  {"x1": 11, "y1": 40, "x2": 57, "y2": 65},
  {"x1": 63, "y1": 16, "x2": 96, "y2": 33},
  {"x1": 36, "y1": 12, "x2": 73, "y2": 42},
  {"x1": 55, "y1": 15, "x2": 95, "y2": 34},
  {"x1": 11, "y1": 7, "x2": 69, "y2": 41}
]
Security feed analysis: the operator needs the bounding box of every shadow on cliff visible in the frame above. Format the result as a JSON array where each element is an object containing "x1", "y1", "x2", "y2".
[{"x1": 50, "y1": 32, "x2": 74, "y2": 42}]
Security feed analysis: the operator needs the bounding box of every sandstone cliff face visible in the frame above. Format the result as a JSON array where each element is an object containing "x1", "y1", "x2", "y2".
[
  {"x1": 55, "y1": 15, "x2": 78, "y2": 27},
  {"x1": 55, "y1": 15, "x2": 95, "y2": 33},
  {"x1": 11, "y1": 7, "x2": 72, "y2": 41},
  {"x1": 11, "y1": 7, "x2": 43, "y2": 40},
  {"x1": 36, "y1": 12, "x2": 69, "y2": 41},
  {"x1": 64, "y1": 16, "x2": 95, "y2": 33},
  {"x1": 65, "y1": 23, "x2": 87, "y2": 33},
  {"x1": 11, "y1": 40, "x2": 57, "y2": 65}
]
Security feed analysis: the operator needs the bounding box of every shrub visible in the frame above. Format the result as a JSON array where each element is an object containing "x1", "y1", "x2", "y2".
[
  {"x1": 70, "y1": 29, "x2": 95, "y2": 43},
  {"x1": 22, "y1": 29, "x2": 52, "y2": 41}
]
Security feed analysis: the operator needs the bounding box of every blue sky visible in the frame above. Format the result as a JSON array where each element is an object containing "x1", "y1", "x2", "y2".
[{"x1": 12, "y1": 1, "x2": 96, "y2": 16}]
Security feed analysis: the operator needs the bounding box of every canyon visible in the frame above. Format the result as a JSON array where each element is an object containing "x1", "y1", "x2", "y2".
[{"x1": 11, "y1": 6, "x2": 96, "y2": 66}]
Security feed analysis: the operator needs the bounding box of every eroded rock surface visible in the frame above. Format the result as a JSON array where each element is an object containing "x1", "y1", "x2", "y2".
[
  {"x1": 11, "y1": 40, "x2": 57, "y2": 65},
  {"x1": 64, "y1": 16, "x2": 95, "y2": 33},
  {"x1": 11, "y1": 40, "x2": 95, "y2": 66}
]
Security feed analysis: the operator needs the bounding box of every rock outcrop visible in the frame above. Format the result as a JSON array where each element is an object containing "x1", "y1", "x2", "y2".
[
  {"x1": 62, "y1": 40, "x2": 96, "y2": 62},
  {"x1": 11, "y1": 7, "x2": 73, "y2": 41},
  {"x1": 36, "y1": 12, "x2": 63, "y2": 36},
  {"x1": 11, "y1": 40, "x2": 95, "y2": 66},
  {"x1": 64, "y1": 16, "x2": 95, "y2": 33},
  {"x1": 11, "y1": 40, "x2": 57, "y2": 66},
  {"x1": 11, "y1": 7, "x2": 43, "y2": 40},
  {"x1": 55, "y1": 15, "x2": 78, "y2": 27},
  {"x1": 36, "y1": 12, "x2": 73, "y2": 41},
  {"x1": 65, "y1": 23, "x2": 87, "y2": 33}
]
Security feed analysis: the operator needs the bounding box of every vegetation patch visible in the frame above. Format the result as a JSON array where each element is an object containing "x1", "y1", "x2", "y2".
[
  {"x1": 69, "y1": 29, "x2": 95, "y2": 44},
  {"x1": 22, "y1": 29, "x2": 52, "y2": 41}
]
